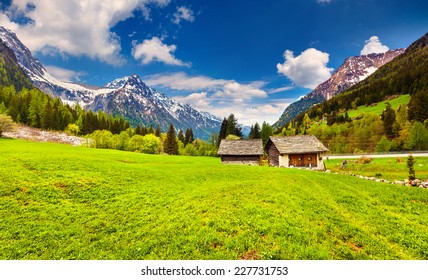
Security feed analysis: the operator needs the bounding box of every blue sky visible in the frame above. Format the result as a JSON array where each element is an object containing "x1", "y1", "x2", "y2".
[{"x1": 0, "y1": 0, "x2": 427, "y2": 125}]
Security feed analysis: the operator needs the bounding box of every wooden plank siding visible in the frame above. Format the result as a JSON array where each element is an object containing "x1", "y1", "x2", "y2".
[
  {"x1": 221, "y1": 155, "x2": 260, "y2": 164},
  {"x1": 266, "y1": 142, "x2": 280, "y2": 166}
]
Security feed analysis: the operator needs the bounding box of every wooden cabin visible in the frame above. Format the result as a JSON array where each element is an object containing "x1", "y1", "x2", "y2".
[
  {"x1": 265, "y1": 135, "x2": 329, "y2": 170},
  {"x1": 218, "y1": 139, "x2": 264, "y2": 165}
]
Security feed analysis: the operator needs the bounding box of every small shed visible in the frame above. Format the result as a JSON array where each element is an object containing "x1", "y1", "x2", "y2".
[
  {"x1": 265, "y1": 135, "x2": 329, "y2": 170},
  {"x1": 218, "y1": 139, "x2": 264, "y2": 165}
]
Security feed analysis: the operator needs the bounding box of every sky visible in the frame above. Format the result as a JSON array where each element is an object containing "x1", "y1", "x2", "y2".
[{"x1": 0, "y1": 0, "x2": 427, "y2": 125}]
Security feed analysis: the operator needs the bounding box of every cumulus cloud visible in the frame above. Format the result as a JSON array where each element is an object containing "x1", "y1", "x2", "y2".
[
  {"x1": 0, "y1": 0, "x2": 171, "y2": 65},
  {"x1": 146, "y1": 72, "x2": 228, "y2": 91},
  {"x1": 360, "y1": 36, "x2": 389, "y2": 55},
  {"x1": 174, "y1": 92, "x2": 213, "y2": 111},
  {"x1": 146, "y1": 72, "x2": 266, "y2": 102},
  {"x1": 316, "y1": 0, "x2": 332, "y2": 4},
  {"x1": 173, "y1": 6, "x2": 195, "y2": 25},
  {"x1": 45, "y1": 65, "x2": 86, "y2": 82},
  {"x1": 146, "y1": 72, "x2": 279, "y2": 125},
  {"x1": 277, "y1": 48, "x2": 333, "y2": 89},
  {"x1": 132, "y1": 37, "x2": 190, "y2": 66}
]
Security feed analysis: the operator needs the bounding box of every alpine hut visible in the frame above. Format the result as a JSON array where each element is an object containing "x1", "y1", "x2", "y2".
[
  {"x1": 218, "y1": 139, "x2": 264, "y2": 165},
  {"x1": 265, "y1": 135, "x2": 329, "y2": 170}
]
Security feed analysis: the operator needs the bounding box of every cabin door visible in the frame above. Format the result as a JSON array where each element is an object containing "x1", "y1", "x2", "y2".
[
  {"x1": 303, "y1": 153, "x2": 317, "y2": 167},
  {"x1": 289, "y1": 154, "x2": 303, "y2": 167}
]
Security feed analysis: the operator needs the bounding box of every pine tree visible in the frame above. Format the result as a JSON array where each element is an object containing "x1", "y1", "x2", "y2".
[
  {"x1": 41, "y1": 100, "x2": 53, "y2": 129},
  {"x1": 407, "y1": 155, "x2": 416, "y2": 180},
  {"x1": 155, "y1": 125, "x2": 161, "y2": 137},
  {"x1": 253, "y1": 122, "x2": 261, "y2": 139},
  {"x1": 148, "y1": 124, "x2": 154, "y2": 134},
  {"x1": 226, "y1": 114, "x2": 238, "y2": 137},
  {"x1": 135, "y1": 124, "x2": 141, "y2": 135},
  {"x1": 177, "y1": 130, "x2": 185, "y2": 143},
  {"x1": 261, "y1": 121, "x2": 273, "y2": 146},
  {"x1": 217, "y1": 117, "x2": 228, "y2": 147},
  {"x1": 164, "y1": 123, "x2": 179, "y2": 155},
  {"x1": 381, "y1": 102, "x2": 397, "y2": 138}
]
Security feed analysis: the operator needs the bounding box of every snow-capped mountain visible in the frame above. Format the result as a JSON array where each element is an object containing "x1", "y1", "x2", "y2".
[
  {"x1": 0, "y1": 26, "x2": 112, "y2": 105},
  {"x1": 89, "y1": 74, "x2": 222, "y2": 139},
  {"x1": 273, "y1": 49, "x2": 405, "y2": 128},
  {"x1": 0, "y1": 26, "x2": 222, "y2": 139}
]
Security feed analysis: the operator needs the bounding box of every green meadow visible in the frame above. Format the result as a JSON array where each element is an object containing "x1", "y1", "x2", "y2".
[
  {"x1": 325, "y1": 157, "x2": 428, "y2": 181},
  {"x1": 1, "y1": 139, "x2": 428, "y2": 260},
  {"x1": 347, "y1": 94, "x2": 410, "y2": 118}
]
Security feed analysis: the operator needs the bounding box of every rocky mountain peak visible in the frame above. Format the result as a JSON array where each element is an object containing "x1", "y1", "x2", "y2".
[{"x1": 273, "y1": 48, "x2": 406, "y2": 129}]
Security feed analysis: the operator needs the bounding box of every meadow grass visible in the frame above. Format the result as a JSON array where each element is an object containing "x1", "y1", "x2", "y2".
[
  {"x1": 1, "y1": 139, "x2": 428, "y2": 260},
  {"x1": 325, "y1": 157, "x2": 428, "y2": 181},
  {"x1": 347, "y1": 94, "x2": 410, "y2": 118}
]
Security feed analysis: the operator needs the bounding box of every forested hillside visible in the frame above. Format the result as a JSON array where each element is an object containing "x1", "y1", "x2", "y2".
[
  {"x1": 0, "y1": 40, "x2": 32, "y2": 91},
  {"x1": 278, "y1": 32, "x2": 428, "y2": 153}
]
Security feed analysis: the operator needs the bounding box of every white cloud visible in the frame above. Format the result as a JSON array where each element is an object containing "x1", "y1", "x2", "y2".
[
  {"x1": 267, "y1": 86, "x2": 294, "y2": 94},
  {"x1": 174, "y1": 92, "x2": 212, "y2": 110},
  {"x1": 146, "y1": 72, "x2": 228, "y2": 91},
  {"x1": 173, "y1": 6, "x2": 195, "y2": 25},
  {"x1": 45, "y1": 65, "x2": 85, "y2": 82},
  {"x1": 316, "y1": 0, "x2": 332, "y2": 4},
  {"x1": 277, "y1": 48, "x2": 333, "y2": 89},
  {"x1": 146, "y1": 72, "x2": 283, "y2": 125},
  {"x1": 360, "y1": 36, "x2": 389, "y2": 55},
  {"x1": 0, "y1": 0, "x2": 171, "y2": 65},
  {"x1": 132, "y1": 37, "x2": 190, "y2": 66}
]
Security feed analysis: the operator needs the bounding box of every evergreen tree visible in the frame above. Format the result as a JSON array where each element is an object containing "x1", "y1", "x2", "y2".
[
  {"x1": 261, "y1": 121, "x2": 273, "y2": 146},
  {"x1": 155, "y1": 124, "x2": 161, "y2": 137},
  {"x1": 407, "y1": 155, "x2": 416, "y2": 180},
  {"x1": 253, "y1": 122, "x2": 261, "y2": 139},
  {"x1": 177, "y1": 130, "x2": 185, "y2": 143},
  {"x1": 135, "y1": 124, "x2": 141, "y2": 135},
  {"x1": 164, "y1": 123, "x2": 179, "y2": 155},
  {"x1": 41, "y1": 100, "x2": 53, "y2": 129},
  {"x1": 217, "y1": 117, "x2": 228, "y2": 146},
  {"x1": 148, "y1": 124, "x2": 154, "y2": 134},
  {"x1": 225, "y1": 114, "x2": 239, "y2": 137},
  {"x1": 381, "y1": 102, "x2": 397, "y2": 138}
]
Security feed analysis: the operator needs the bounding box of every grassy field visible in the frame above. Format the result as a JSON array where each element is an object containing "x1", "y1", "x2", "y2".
[
  {"x1": 347, "y1": 94, "x2": 410, "y2": 118},
  {"x1": 1, "y1": 139, "x2": 428, "y2": 260},
  {"x1": 325, "y1": 157, "x2": 428, "y2": 181}
]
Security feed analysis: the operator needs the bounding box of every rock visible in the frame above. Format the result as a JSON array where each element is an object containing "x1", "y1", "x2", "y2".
[{"x1": 394, "y1": 181, "x2": 404, "y2": 185}]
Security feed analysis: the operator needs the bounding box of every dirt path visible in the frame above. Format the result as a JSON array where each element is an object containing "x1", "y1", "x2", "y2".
[{"x1": 3, "y1": 125, "x2": 87, "y2": 146}]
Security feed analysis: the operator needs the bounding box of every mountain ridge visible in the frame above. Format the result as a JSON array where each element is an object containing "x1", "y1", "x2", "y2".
[
  {"x1": 0, "y1": 26, "x2": 222, "y2": 139},
  {"x1": 273, "y1": 49, "x2": 405, "y2": 128}
]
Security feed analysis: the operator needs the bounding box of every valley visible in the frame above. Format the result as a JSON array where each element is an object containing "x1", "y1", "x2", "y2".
[{"x1": 1, "y1": 139, "x2": 427, "y2": 260}]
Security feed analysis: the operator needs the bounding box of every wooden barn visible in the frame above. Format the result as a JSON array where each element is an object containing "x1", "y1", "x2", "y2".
[
  {"x1": 218, "y1": 139, "x2": 264, "y2": 165},
  {"x1": 265, "y1": 135, "x2": 329, "y2": 170}
]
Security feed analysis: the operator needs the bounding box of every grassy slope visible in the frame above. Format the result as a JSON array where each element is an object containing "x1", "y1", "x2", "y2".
[
  {"x1": 325, "y1": 157, "x2": 428, "y2": 181},
  {"x1": 347, "y1": 94, "x2": 410, "y2": 118},
  {"x1": 1, "y1": 139, "x2": 428, "y2": 260}
]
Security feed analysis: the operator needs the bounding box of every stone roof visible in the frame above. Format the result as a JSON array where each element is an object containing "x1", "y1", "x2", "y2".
[
  {"x1": 267, "y1": 135, "x2": 329, "y2": 154},
  {"x1": 218, "y1": 139, "x2": 264, "y2": 155}
]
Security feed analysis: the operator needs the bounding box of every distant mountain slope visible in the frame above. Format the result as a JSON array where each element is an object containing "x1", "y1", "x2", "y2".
[
  {"x1": 0, "y1": 26, "x2": 222, "y2": 139},
  {"x1": 292, "y1": 32, "x2": 428, "y2": 125},
  {"x1": 0, "y1": 40, "x2": 33, "y2": 90},
  {"x1": 273, "y1": 49, "x2": 405, "y2": 128},
  {"x1": 89, "y1": 75, "x2": 222, "y2": 139}
]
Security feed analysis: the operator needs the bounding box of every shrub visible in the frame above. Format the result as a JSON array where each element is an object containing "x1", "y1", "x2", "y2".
[
  {"x1": 0, "y1": 114, "x2": 15, "y2": 137},
  {"x1": 358, "y1": 156, "x2": 372, "y2": 164}
]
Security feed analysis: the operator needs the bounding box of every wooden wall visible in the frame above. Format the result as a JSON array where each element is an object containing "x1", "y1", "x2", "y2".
[
  {"x1": 221, "y1": 155, "x2": 260, "y2": 165},
  {"x1": 267, "y1": 144, "x2": 280, "y2": 166}
]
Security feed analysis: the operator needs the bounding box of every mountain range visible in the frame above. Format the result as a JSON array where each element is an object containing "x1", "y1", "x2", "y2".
[
  {"x1": 273, "y1": 49, "x2": 405, "y2": 128},
  {"x1": 0, "y1": 26, "x2": 222, "y2": 139}
]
